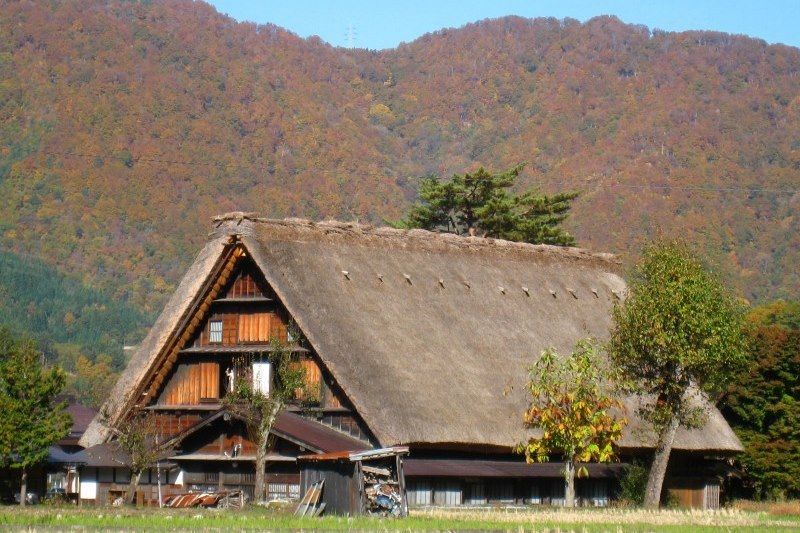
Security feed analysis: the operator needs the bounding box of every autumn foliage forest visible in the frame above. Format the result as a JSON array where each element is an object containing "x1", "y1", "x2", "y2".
[{"x1": 0, "y1": 1, "x2": 799, "y2": 419}]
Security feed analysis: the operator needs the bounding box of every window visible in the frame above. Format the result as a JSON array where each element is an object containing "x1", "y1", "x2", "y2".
[
  {"x1": 464, "y1": 482, "x2": 486, "y2": 505},
  {"x1": 406, "y1": 480, "x2": 432, "y2": 506},
  {"x1": 267, "y1": 483, "x2": 301, "y2": 501},
  {"x1": 209, "y1": 320, "x2": 223, "y2": 343},
  {"x1": 433, "y1": 480, "x2": 462, "y2": 506}
]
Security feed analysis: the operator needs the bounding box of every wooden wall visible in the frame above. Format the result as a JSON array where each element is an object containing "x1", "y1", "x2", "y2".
[
  {"x1": 301, "y1": 461, "x2": 360, "y2": 515},
  {"x1": 149, "y1": 412, "x2": 203, "y2": 438},
  {"x1": 666, "y1": 478, "x2": 720, "y2": 509},
  {"x1": 193, "y1": 309, "x2": 288, "y2": 346},
  {"x1": 219, "y1": 263, "x2": 272, "y2": 300},
  {"x1": 160, "y1": 363, "x2": 220, "y2": 405}
]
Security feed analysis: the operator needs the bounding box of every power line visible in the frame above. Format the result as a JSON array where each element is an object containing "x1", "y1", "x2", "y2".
[
  {"x1": 36, "y1": 150, "x2": 800, "y2": 197},
  {"x1": 607, "y1": 183, "x2": 799, "y2": 195}
]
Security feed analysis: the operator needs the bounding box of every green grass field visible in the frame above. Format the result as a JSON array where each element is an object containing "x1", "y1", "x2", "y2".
[{"x1": 0, "y1": 505, "x2": 799, "y2": 532}]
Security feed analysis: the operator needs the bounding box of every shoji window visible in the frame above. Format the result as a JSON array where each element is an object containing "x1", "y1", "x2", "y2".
[
  {"x1": 586, "y1": 479, "x2": 609, "y2": 507},
  {"x1": 209, "y1": 320, "x2": 223, "y2": 343},
  {"x1": 464, "y1": 482, "x2": 486, "y2": 505},
  {"x1": 433, "y1": 480, "x2": 462, "y2": 506},
  {"x1": 526, "y1": 482, "x2": 542, "y2": 504},
  {"x1": 487, "y1": 481, "x2": 515, "y2": 504}
]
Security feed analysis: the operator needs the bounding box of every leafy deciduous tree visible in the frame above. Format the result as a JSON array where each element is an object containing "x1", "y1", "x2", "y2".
[
  {"x1": 222, "y1": 338, "x2": 307, "y2": 504},
  {"x1": 608, "y1": 241, "x2": 748, "y2": 508},
  {"x1": 518, "y1": 340, "x2": 626, "y2": 507},
  {"x1": 394, "y1": 165, "x2": 579, "y2": 246},
  {"x1": 0, "y1": 327, "x2": 71, "y2": 506},
  {"x1": 721, "y1": 300, "x2": 800, "y2": 500},
  {"x1": 99, "y1": 402, "x2": 176, "y2": 505}
]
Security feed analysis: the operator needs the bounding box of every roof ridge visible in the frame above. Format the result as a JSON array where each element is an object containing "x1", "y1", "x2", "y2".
[{"x1": 211, "y1": 212, "x2": 620, "y2": 264}]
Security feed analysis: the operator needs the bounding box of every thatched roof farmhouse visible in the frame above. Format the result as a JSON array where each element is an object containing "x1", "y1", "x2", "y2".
[{"x1": 77, "y1": 213, "x2": 740, "y2": 508}]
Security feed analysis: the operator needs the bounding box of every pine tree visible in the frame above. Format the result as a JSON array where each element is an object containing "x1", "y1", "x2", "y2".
[
  {"x1": 393, "y1": 165, "x2": 579, "y2": 246},
  {"x1": 0, "y1": 327, "x2": 71, "y2": 506}
]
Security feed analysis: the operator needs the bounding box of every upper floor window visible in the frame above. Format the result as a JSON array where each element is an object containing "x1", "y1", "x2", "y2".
[{"x1": 209, "y1": 319, "x2": 223, "y2": 343}]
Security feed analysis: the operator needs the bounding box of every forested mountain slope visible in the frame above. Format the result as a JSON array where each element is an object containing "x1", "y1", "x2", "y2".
[
  {"x1": 1, "y1": 0, "x2": 798, "y2": 332},
  {"x1": 0, "y1": 248, "x2": 149, "y2": 361}
]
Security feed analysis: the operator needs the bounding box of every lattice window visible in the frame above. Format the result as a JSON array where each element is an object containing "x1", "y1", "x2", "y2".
[{"x1": 209, "y1": 320, "x2": 223, "y2": 343}]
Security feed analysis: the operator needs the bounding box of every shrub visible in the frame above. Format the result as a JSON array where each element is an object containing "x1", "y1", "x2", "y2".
[{"x1": 618, "y1": 461, "x2": 648, "y2": 506}]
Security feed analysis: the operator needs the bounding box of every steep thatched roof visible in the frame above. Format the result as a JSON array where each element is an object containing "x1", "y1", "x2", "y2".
[
  {"x1": 83, "y1": 215, "x2": 742, "y2": 453},
  {"x1": 81, "y1": 235, "x2": 232, "y2": 447}
]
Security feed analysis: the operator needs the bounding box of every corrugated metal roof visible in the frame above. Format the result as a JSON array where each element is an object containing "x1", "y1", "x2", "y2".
[
  {"x1": 297, "y1": 446, "x2": 409, "y2": 462},
  {"x1": 273, "y1": 411, "x2": 370, "y2": 453}
]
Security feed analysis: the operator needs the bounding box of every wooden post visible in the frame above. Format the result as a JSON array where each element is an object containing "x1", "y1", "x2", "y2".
[
  {"x1": 355, "y1": 461, "x2": 365, "y2": 516},
  {"x1": 396, "y1": 455, "x2": 408, "y2": 517}
]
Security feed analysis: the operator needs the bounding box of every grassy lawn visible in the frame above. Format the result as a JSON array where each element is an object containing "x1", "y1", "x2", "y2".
[{"x1": 0, "y1": 505, "x2": 799, "y2": 532}]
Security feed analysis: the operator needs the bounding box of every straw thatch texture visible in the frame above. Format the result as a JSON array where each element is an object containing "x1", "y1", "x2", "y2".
[
  {"x1": 80, "y1": 236, "x2": 231, "y2": 447},
  {"x1": 235, "y1": 217, "x2": 741, "y2": 452},
  {"x1": 82, "y1": 215, "x2": 742, "y2": 453}
]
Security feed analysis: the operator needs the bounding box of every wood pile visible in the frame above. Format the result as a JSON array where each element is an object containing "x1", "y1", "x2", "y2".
[
  {"x1": 362, "y1": 465, "x2": 403, "y2": 516},
  {"x1": 164, "y1": 489, "x2": 246, "y2": 508}
]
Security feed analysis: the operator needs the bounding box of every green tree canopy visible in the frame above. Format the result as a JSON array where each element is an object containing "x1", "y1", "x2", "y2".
[
  {"x1": 393, "y1": 165, "x2": 579, "y2": 246},
  {"x1": 721, "y1": 300, "x2": 800, "y2": 500},
  {"x1": 518, "y1": 340, "x2": 626, "y2": 507},
  {"x1": 0, "y1": 327, "x2": 71, "y2": 506},
  {"x1": 608, "y1": 240, "x2": 748, "y2": 507}
]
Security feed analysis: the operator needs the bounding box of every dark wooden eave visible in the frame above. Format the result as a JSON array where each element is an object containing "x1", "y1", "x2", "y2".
[
  {"x1": 403, "y1": 458, "x2": 626, "y2": 478},
  {"x1": 179, "y1": 344, "x2": 309, "y2": 354}
]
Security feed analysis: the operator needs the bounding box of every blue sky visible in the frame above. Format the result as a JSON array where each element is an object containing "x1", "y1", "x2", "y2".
[{"x1": 207, "y1": 1, "x2": 800, "y2": 50}]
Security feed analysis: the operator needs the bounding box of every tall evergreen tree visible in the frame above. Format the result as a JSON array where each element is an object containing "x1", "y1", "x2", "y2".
[
  {"x1": 394, "y1": 165, "x2": 579, "y2": 246},
  {"x1": 0, "y1": 327, "x2": 71, "y2": 506}
]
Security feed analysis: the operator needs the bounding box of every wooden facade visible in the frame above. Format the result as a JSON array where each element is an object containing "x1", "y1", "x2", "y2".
[{"x1": 73, "y1": 251, "x2": 373, "y2": 504}]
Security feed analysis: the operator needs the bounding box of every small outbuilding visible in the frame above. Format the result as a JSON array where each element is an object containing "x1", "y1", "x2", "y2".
[{"x1": 298, "y1": 447, "x2": 409, "y2": 516}]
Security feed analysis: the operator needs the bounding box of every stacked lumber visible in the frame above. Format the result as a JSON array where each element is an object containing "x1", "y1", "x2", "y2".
[
  {"x1": 362, "y1": 465, "x2": 403, "y2": 516},
  {"x1": 295, "y1": 480, "x2": 325, "y2": 516},
  {"x1": 164, "y1": 489, "x2": 246, "y2": 508}
]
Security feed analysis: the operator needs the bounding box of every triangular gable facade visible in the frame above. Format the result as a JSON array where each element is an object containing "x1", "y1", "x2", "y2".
[{"x1": 82, "y1": 233, "x2": 375, "y2": 454}]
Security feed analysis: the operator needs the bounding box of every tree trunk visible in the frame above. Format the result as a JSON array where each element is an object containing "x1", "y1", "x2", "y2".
[
  {"x1": 564, "y1": 459, "x2": 576, "y2": 508},
  {"x1": 126, "y1": 470, "x2": 142, "y2": 506},
  {"x1": 19, "y1": 468, "x2": 27, "y2": 507},
  {"x1": 644, "y1": 414, "x2": 680, "y2": 508},
  {"x1": 254, "y1": 403, "x2": 282, "y2": 504},
  {"x1": 254, "y1": 433, "x2": 268, "y2": 504}
]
